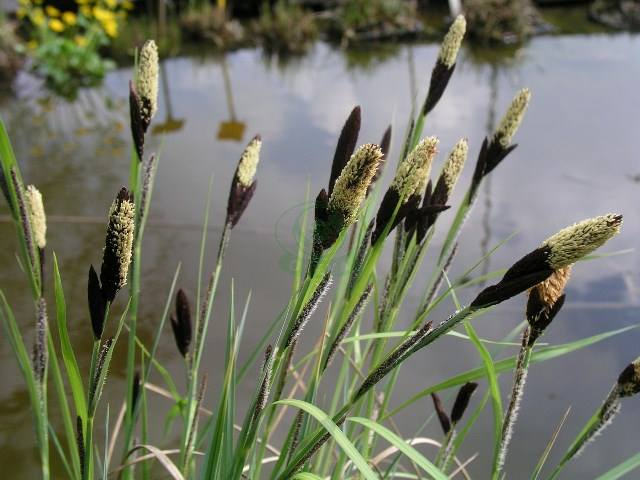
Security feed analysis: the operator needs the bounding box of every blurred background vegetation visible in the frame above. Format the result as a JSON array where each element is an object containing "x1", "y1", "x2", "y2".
[{"x1": 1, "y1": 0, "x2": 638, "y2": 98}]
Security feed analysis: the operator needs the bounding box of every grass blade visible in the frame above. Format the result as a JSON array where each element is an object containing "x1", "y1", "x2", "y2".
[
  {"x1": 348, "y1": 417, "x2": 448, "y2": 480},
  {"x1": 595, "y1": 452, "x2": 640, "y2": 480},
  {"x1": 52, "y1": 253, "x2": 87, "y2": 419},
  {"x1": 276, "y1": 400, "x2": 378, "y2": 480}
]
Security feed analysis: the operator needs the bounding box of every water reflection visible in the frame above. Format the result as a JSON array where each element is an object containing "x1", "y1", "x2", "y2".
[{"x1": 1, "y1": 34, "x2": 639, "y2": 478}]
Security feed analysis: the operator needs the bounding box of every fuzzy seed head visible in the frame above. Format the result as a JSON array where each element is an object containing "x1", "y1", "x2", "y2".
[
  {"x1": 391, "y1": 137, "x2": 438, "y2": 199},
  {"x1": 440, "y1": 138, "x2": 467, "y2": 198},
  {"x1": 100, "y1": 189, "x2": 135, "y2": 302},
  {"x1": 236, "y1": 135, "x2": 261, "y2": 188},
  {"x1": 25, "y1": 185, "x2": 47, "y2": 249},
  {"x1": 438, "y1": 15, "x2": 466, "y2": 68},
  {"x1": 136, "y1": 40, "x2": 159, "y2": 124},
  {"x1": 543, "y1": 214, "x2": 622, "y2": 270},
  {"x1": 329, "y1": 143, "x2": 383, "y2": 225},
  {"x1": 494, "y1": 88, "x2": 531, "y2": 148},
  {"x1": 532, "y1": 266, "x2": 571, "y2": 308}
]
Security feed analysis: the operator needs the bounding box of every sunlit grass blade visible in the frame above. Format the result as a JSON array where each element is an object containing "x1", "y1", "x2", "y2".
[
  {"x1": 463, "y1": 320, "x2": 503, "y2": 479},
  {"x1": 594, "y1": 452, "x2": 640, "y2": 480},
  {"x1": 276, "y1": 400, "x2": 378, "y2": 480},
  {"x1": 53, "y1": 253, "x2": 87, "y2": 419},
  {"x1": 347, "y1": 417, "x2": 448, "y2": 480}
]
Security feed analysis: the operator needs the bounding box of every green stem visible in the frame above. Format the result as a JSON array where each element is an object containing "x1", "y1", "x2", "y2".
[{"x1": 493, "y1": 327, "x2": 532, "y2": 479}]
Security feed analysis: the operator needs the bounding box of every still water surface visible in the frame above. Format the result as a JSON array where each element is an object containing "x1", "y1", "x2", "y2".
[{"x1": 1, "y1": 33, "x2": 639, "y2": 478}]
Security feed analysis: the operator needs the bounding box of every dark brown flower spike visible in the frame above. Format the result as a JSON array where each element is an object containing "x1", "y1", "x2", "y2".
[
  {"x1": 470, "y1": 246, "x2": 554, "y2": 308},
  {"x1": 132, "y1": 371, "x2": 142, "y2": 411},
  {"x1": 100, "y1": 187, "x2": 135, "y2": 303},
  {"x1": 372, "y1": 138, "x2": 438, "y2": 244},
  {"x1": 526, "y1": 291, "x2": 566, "y2": 346},
  {"x1": 88, "y1": 265, "x2": 106, "y2": 340},
  {"x1": 170, "y1": 288, "x2": 192, "y2": 358},
  {"x1": 470, "y1": 89, "x2": 530, "y2": 197},
  {"x1": 431, "y1": 393, "x2": 451, "y2": 434},
  {"x1": 367, "y1": 125, "x2": 392, "y2": 195},
  {"x1": 226, "y1": 135, "x2": 261, "y2": 228},
  {"x1": 129, "y1": 81, "x2": 146, "y2": 160},
  {"x1": 423, "y1": 16, "x2": 466, "y2": 116},
  {"x1": 328, "y1": 106, "x2": 361, "y2": 196},
  {"x1": 617, "y1": 359, "x2": 640, "y2": 398},
  {"x1": 450, "y1": 382, "x2": 478, "y2": 424},
  {"x1": 472, "y1": 215, "x2": 622, "y2": 309}
]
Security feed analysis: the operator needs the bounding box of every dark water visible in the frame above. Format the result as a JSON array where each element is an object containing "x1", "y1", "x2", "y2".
[{"x1": 1, "y1": 33, "x2": 639, "y2": 478}]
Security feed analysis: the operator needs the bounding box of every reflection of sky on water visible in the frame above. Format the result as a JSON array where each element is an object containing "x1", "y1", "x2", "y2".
[{"x1": 1, "y1": 33, "x2": 639, "y2": 478}]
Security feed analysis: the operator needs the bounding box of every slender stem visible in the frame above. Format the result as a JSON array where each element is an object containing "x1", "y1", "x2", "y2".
[
  {"x1": 180, "y1": 222, "x2": 230, "y2": 470},
  {"x1": 83, "y1": 416, "x2": 94, "y2": 480},
  {"x1": 435, "y1": 427, "x2": 456, "y2": 470},
  {"x1": 493, "y1": 326, "x2": 532, "y2": 479}
]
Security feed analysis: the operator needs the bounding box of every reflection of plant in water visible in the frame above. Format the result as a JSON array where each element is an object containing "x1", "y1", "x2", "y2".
[{"x1": 16, "y1": 0, "x2": 133, "y2": 98}]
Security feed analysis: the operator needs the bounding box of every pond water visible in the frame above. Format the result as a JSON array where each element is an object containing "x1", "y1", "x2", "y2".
[{"x1": 1, "y1": 32, "x2": 639, "y2": 478}]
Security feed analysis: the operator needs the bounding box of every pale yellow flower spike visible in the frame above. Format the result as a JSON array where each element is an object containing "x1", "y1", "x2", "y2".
[
  {"x1": 438, "y1": 15, "x2": 466, "y2": 68},
  {"x1": 237, "y1": 136, "x2": 262, "y2": 188},
  {"x1": 136, "y1": 40, "x2": 159, "y2": 123},
  {"x1": 441, "y1": 138, "x2": 468, "y2": 197},
  {"x1": 495, "y1": 88, "x2": 531, "y2": 148},
  {"x1": 543, "y1": 214, "x2": 622, "y2": 270},
  {"x1": 329, "y1": 143, "x2": 383, "y2": 226},
  {"x1": 25, "y1": 185, "x2": 47, "y2": 249},
  {"x1": 391, "y1": 137, "x2": 439, "y2": 199}
]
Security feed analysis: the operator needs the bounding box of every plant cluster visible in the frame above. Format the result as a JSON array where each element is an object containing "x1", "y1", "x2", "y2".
[
  {"x1": 1, "y1": 18, "x2": 638, "y2": 480},
  {"x1": 16, "y1": 0, "x2": 133, "y2": 97},
  {"x1": 252, "y1": 1, "x2": 319, "y2": 55}
]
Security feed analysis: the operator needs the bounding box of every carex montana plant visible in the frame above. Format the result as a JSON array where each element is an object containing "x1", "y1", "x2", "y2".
[{"x1": 0, "y1": 15, "x2": 637, "y2": 480}]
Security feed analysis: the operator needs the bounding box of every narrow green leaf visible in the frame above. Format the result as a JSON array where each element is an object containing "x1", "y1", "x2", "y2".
[
  {"x1": 292, "y1": 473, "x2": 324, "y2": 480},
  {"x1": 348, "y1": 417, "x2": 448, "y2": 480},
  {"x1": 595, "y1": 452, "x2": 640, "y2": 480},
  {"x1": 53, "y1": 253, "x2": 87, "y2": 419},
  {"x1": 463, "y1": 320, "x2": 503, "y2": 478},
  {"x1": 275, "y1": 400, "x2": 378, "y2": 480}
]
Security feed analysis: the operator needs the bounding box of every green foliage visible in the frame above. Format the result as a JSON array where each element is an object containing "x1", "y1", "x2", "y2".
[
  {"x1": 252, "y1": 1, "x2": 318, "y2": 55},
  {"x1": 29, "y1": 32, "x2": 114, "y2": 99}
]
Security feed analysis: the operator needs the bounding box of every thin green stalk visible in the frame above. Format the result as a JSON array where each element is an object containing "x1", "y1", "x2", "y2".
[
  {"x1": 180, "y1": 222, "x2": 230, "y2": 470},
  {"x1": 494, "y1": 326, "x2": 533, "y2": 479}
]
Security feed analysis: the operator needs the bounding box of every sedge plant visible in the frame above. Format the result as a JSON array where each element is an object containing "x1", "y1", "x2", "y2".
[{"x1": 1, "y1": 16, "x2": 638, "y2": 480}]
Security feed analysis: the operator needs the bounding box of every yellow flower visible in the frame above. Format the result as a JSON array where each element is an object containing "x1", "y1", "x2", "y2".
[
  {"x1": 48, "y1": 18, "x2": 65, "y2": 32},
  {"x1": 74, "y1": 35, "x2": 88, "y2": 47},
  {"x1": 18, "y1": 0, "x2": 30, "y2": 6},
  {"x1": 17, "y1": 7, "x2": 27, "y2": 18},
  {"x1": 93, "y1": 6, "x2": 112, "y2": 21},
  {"x1": 45, "y1": 5, "x2": 60, "y2": 16},
  {"x1": 103, "y1": 18, "x2": 118, "y2": 37},
  {"x1": 27, "y1": 39, "x2": 39, "y2": 50},
  {"x1": 122, "y1": 0, "x2": 134, "y2": 10},
  {"x1": 105, "y1": 0, "x2": 118, "y2": 8},
  {"x1": 32, "y1": 8, "x2": 45, "y2": 26},
  {"x1": 80, "y1": 5, "x2": 91, "y2": 16},
  {"x1": 62, "y1": 11, "x2": 77, "y2": 24}
]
